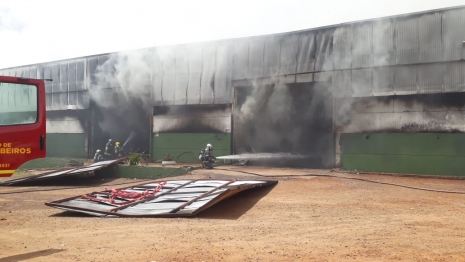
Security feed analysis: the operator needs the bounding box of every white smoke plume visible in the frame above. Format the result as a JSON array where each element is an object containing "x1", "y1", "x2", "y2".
[{"x1": 89, "y1": 49, "x2": 153, "y2": 151}]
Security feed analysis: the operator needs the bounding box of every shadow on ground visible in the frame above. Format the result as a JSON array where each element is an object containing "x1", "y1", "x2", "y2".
[
  {"x1": 50, "y1": 211, "x2": 101, "y2": 218},
  {"x1": 195, "y1": 183, "x2": 277, "y2": 220},
  {"x1": 0, "y1": 176, "x2": 120, "y2": 187},
  {"x1": 0, "y1": 249, "x2": 65, "y2": 262}
]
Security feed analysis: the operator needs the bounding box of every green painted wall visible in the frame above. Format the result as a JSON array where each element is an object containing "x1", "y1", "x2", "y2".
[
  {"x1": 96, "y1": 165, "x2": 188, "y2": 179},
  {"x1": 340, "y1": 133, "x2": 465, "y2": 176},
  {"x1": 46, "y1": 133, "x2": 87, "y2": 158},
  {"x1": 152, "y1": 133, "x2": 231, "y2": 162}
]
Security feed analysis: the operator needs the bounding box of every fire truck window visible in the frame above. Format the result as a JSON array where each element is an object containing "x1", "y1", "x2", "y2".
[{"x1": 0, "y1": 82, "x2": 38, "y2": 126}]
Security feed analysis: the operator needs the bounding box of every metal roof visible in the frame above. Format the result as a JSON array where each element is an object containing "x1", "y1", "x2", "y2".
[
  {"x1": 0, "y1": 159, "x2": 124, "y2": 186},
  {"x1": 45, "y1": 179, "x2": 277, "y2": 217}
]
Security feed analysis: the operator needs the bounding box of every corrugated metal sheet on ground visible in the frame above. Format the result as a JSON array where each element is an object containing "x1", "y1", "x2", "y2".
[
  {"x1": 45, "y1": 179, "x2": 277, "y2": 217},
  {"x1": 0, "y1": 159, "x2": 124, "y2": 186}
]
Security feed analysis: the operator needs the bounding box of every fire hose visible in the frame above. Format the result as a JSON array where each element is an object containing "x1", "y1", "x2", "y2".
[{"x1": 81, "y1": 180, "x2": 167, "y2": 205}]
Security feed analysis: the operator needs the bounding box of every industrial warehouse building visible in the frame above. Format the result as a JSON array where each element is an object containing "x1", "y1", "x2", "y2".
[{"x1": 2, "y1": 6, "x2": 465, "y2": 176}]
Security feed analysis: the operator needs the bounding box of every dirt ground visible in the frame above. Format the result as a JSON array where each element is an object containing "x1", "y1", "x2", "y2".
[{"x1": 1, "y1": 167, "x2": 465, "y2": 262}]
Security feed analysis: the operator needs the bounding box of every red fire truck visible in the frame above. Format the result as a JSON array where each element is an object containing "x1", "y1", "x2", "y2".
[{"x1": 0, "y1": 76, "x2": 46, "y2": 177}]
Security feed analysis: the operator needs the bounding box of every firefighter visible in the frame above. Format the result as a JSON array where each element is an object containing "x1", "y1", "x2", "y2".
[
  {"x1": 199, "y1": 143, "x2": 215, "y2": 169},
  {"x1": 104, "y1": 139, "x2": 114, "y2": 160},
  {"x1": 93, "y1": 149, "x2": 104, "y2": 162},
  {"x1": 205, "y1": 143, "x2": 213, "y2": 157},
  {"x1": 114, "y1": 141, "x2": 123, "y2": 157}
]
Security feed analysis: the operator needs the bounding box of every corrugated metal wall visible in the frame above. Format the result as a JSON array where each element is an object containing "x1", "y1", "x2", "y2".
[{"x1": 1, "y1": 6, "x2": 465, "y2": 105}]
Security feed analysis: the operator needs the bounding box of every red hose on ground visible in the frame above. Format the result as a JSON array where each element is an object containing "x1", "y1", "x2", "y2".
[{"x1": 81, "y1": 180, "x2": 167, "y2": 205}]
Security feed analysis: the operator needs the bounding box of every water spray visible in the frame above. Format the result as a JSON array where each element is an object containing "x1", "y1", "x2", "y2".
[
  {"x1": 123, "y1": 131, "x2": 137, "y2": 147},
  {"x1": 216, "y1": 153, "x2": 307, "y2": 160}
]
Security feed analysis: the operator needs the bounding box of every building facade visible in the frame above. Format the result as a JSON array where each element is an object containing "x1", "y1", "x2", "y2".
[{"x1": 2, "y1": 6, "x2": 465, "y2": 175}]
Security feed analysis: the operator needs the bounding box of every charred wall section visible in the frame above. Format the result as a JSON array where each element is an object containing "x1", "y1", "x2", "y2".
[
  {"x1": 234, "y1": 82, "x2": 334, "y2": 168},
  {"x1": 336, "y1": 93, "x2": 465, "y2": 134},
  {"x1": 337, "y1": 93, "x2": 465, "y2": 176}
]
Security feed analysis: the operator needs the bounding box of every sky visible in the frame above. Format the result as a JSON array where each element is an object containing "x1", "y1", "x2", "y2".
[{"x1": 0, "y1": 0, "x2": 465, "y2": 69}]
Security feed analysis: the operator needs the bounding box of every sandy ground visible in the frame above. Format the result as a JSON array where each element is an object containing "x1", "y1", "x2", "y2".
[{"x1": 1, "y1": 167, "x2": 465, "y2": 261}]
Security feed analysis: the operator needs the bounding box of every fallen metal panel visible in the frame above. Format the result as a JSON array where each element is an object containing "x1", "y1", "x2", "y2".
[
  {"x1": 45, "y1": 179, "x2": 277, "y2": 217},
  {"x1": 0, "y1": 159, "x2": 124, "y2": 186}
]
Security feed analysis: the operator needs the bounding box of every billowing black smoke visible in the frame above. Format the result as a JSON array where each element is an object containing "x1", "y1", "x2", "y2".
[{"x1": 235, "y1": 82, "x2": 334, "y2": 168}]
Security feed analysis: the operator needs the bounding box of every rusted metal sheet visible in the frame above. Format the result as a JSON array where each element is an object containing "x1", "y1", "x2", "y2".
[
  {"x1": 396, "y1": 16, "x2": 420, "y2": 65},
  {"x1": 333, "y1": 25, "x2": 352, "y2": 70},
  {"x1": 352, "y1": 23, "x2": 373, "y2": 68},
  {"x1": 418, "y1": 63, "x2": 444, "y2": 94},
  {"x1": 419, "y1": 12, "x2": 443, "y2": 63},
  {"x1": 280, "y1": 34, "x2": 299, "y2": 75},
  {"x1": 444, "y1": 61, "x2": 465, "y2": 93},
  {"x1": 200, "y1": 43, "x2": 217, "y2": 104},
  {"x1": 247, "y1": 37, "x2": 265, "y2": 79},
  {"x1": 351, "y1": 69, "x2": 372, "y2": 97},
  {"x1": 443, "y1": 8, "x2": 465, "y2": 61},
  {"x1": 45, "y1": 179, "x2": 277, "y2": 217},
  {"x1": 0, "y1": 159, "x2": 124, "y2": 186},
  {"x1": 263, "y1": 35, "x2": 281, "y2": 77},
  {"x1": 296, "y1": 31, "x2": 316, "y2": 74}
]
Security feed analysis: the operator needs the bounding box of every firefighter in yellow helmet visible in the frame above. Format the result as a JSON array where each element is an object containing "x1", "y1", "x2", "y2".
[{"x1": 114, "y1": 141, "x2": 123, "y2": 157}]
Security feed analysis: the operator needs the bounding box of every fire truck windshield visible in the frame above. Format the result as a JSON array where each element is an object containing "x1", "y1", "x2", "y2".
[{"x1": 0, "y1": 82, "x2": 38, "y2": 126}]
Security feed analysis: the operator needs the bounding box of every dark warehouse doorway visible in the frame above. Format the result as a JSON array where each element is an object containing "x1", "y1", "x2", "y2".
[
  {"x1": 233, "y1": 82, "x2": 334, "y2": 168},
  {"x1": 89, "y1": 91, "x2": 151, "y2": 158}
]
